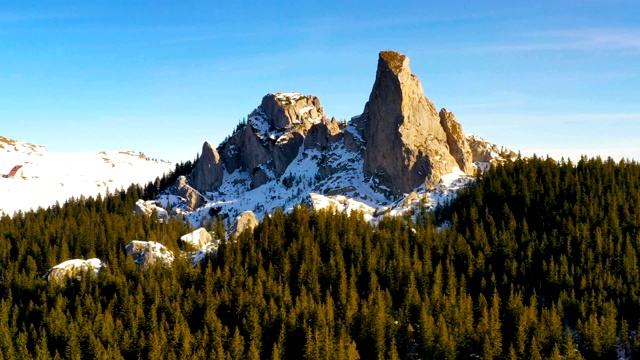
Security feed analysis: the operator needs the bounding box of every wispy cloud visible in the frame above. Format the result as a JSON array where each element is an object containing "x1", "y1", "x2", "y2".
[
  {"x1": 0, "y1": 11, "x2": 76, "y2": 23},
  {"x1": 483, "y1": 28, "x2": 640, "y2": 52},
  {"x1": 480, "y1": 112, "x2": 640, "y2": 124}
]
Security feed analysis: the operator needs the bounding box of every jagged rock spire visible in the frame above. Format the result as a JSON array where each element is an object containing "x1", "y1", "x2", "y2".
[{"x1": 361, "y1": 50, "x2": 460, "y2": 195}]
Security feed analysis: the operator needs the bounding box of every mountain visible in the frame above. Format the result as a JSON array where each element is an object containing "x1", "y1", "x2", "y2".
[
  {"x1": 158, "y1": 50, "x2": 516, "y2": 226},
  {"x1": 0, "y1": 135, "x2": 174, "y2": 216}
]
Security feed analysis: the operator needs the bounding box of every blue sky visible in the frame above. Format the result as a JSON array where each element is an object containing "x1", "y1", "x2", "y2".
[{"x1": 1, "y1": 1, "x2": 638, "y2": 163}]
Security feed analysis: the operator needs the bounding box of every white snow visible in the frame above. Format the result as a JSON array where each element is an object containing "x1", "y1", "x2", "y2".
[
  {"x1": 51, "y1": 258, "x2": 104, "y2": 275},
  {"x1": 191, "y1": 240, "x2": 220, "y2": 265},
  {"x1": 180, "y1": 228, "x2": 211, "y2": 248},
  {"x1": 126, "y1": 240, "x2": 175, "y2": 265},
  {"x1": 274, "y1": 92, "x2": 304, "y2": 103},
  {"x1": 0, "y1": 137, "x2": 174, "y2": 216},
  {"x1": 45, "y1": 258, "x2": 104, "y2": 282},
  {"x1": 165, "y1": 136, "x2": 476, "y2": 229}
]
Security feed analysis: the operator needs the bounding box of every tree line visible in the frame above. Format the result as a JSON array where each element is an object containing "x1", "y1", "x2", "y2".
[{"x1": 0, "y1": 156, "x2": 639, "y2": 358}]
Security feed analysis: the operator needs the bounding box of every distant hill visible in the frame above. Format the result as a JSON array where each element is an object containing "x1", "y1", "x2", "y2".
[{"x1": 0, "y1": 136, "x2": 173, "y2": 216}]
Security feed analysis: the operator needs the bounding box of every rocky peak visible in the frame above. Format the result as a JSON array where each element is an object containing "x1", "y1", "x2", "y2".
[
  {"x1": 259, "y1": 92, "x2": 326, "y2": 130},
  {"x1": 191, "y1": 141, "x2": 223, "y2": 193},
  {"x1": 362, "y1": 50, "x2": 459, "y2": 196}
]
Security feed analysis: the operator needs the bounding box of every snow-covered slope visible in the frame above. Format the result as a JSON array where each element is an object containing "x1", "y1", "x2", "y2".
[
  {"x1": 153, "y1": 51, "x2": 517, "y2": 227},
  {"x1": 0, "y1": 136, "x2": 173, "y2": 216},
  {"x1": 160, "y1": 134, "x2": 487, "y2": 227}
]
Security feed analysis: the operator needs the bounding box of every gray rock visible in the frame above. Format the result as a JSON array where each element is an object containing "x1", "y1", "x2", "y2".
[
  {"x1": 173, "y1": 176, "x2": 205, "y2": 211},
  {"x1": 361, "y1": 50, "x2": 458, "y2": 195},
  {"x1": 217, "y1": 92, "x2": 331, "y2": 189},
  {"x1": 251, "y1": 167, "x2": 271, "y2": 189},
  {"x1": 191, "y1": 141, "x2": 223, "y2": 192},
  {"x1": 304, "y1": 119, "x2": 342, "y2": 150},
  {"x1": 261, "y1": 93, "x2": 326, "y2": 130},
  {"x1": 467, "y1": 134, "x2": 518, "y2": 164},
  {"x1": 273, "y1": 132, "x2": 304, "y2": 176},
  {"x1": 125, "y1": 240, "x2": 174, "y2": 266},
  {"x1": 439, "y1": 108, "x2": 473, "y2": 173},
  {"x1": 229, "y1": 210, "x2": 259, "y2": 239},
  {"x1": 44, "y1": 258, "x2": 103, "y2": 283},
  {"x1": 180, "y1": 228, "x2": 212, "y2": 249}
]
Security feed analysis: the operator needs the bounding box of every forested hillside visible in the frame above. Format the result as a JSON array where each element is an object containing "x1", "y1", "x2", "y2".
[{"x1": 1, "y1": 156, "x2": 640, "y2": 359}]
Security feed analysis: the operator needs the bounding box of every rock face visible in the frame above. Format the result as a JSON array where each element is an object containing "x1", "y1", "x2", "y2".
[
  {"x1": 173, "y1": 176, "x2": 204, "y2": 211},
  {"x1": 261, "y1": 93, "x2": 326, "y2": 130},
  {"x1": 229, "y1": 211, "x2": 259, "y2": 239},
  {"x1": 439, "y1": 109, "x2": 474, "y2": 173},
  {"x1": 156, "y1": 50, "x2": 516, "y2": 221},
  {"x1": 216, "y1": 92, "x2": 333, "y2": 190},
  {"x1": 361, "y1": 51, "x2": 461, "y2": 195},
  {"x1": 180, "y1": 227, "x2": 212, "y2": 249},
  {"x1": 468, "y1": 135, "x2": 518, "y2": 164},
  {"x1": 45, "y1": 258, "x2": 103, "y2": 283},
  {"x1": 134, "y1": 199, "x2": 168, "y2": 218},
  {"x1": 125, "y1": 240, "x2": 174, "y2": 266},
  {"x1": 191, "y1": 142, "x2": 223, "y2": 193}
]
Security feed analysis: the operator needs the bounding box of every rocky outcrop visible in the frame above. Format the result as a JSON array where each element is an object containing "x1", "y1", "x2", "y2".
[
  {"x1": 304, "y1": 118, "x2": 342, "y2": 150},
  {"x1": 261, "y1": 93, "x2": 326, "y2": 130},
  {"x1": 134, "y1": 199, "x2": 168, "y2": 218},
  {"x1": 173, "y1": 176, "x2": 205, "y2": 211},
  {"x1": 44, "y1": 258, "x2": 103, "y2": 283},
  {"x1": 467, "y1": 135, "x2": 518, "y2": 164},
  {"x1": 439, "y1": 109, "x2": 473, "y2": 173},
  {"x1": 216, "y1": 92, "x2": 331, "y2": 190},
  {"x1": 361, "y1": 50, "x2": 459, "y2": 195},
  {"x1": 191, "y1": 142, "x2": 223, "y2": 193},
  {"x1": 125, "y1": 240, "x2": 174, "y2": 266},
  {"x1": 180, "y1": 227, "x2": 212, "y2": 249},
  {"x1": 158, "y1": 50, "x2": 516, "y2": 219},
  {"x1": 229, "y1": 210, "x2": 259, "y2": 239}
]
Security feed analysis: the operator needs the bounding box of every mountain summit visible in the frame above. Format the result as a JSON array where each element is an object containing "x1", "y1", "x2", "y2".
[
  {"x1": 159, "y1": 50, "x2": 516, "y2": 225},
  {"x1": 358, "y1": 50, "x2": 470, "y2": 195}
]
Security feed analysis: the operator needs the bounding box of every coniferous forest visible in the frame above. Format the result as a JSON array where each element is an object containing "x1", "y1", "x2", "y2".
[{"x1": 2, "y1": 156, "x2": 640, "y2": 359}]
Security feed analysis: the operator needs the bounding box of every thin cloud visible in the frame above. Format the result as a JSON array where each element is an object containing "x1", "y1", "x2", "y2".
[
  {"x1": 0, "y1": 11, "x2": 76, "y2": 23},
  {"x1": 471, "y1": 112, "x2": 640, "y2": 129},
  {"x1": 482, "y1": 27, "x2": 640, "y2": 52}
]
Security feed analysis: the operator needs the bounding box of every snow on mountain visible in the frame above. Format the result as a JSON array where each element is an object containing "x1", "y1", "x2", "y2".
[
  {"x1": 125, "y1": 240, "x2": 175, "y2": 266},
  {"x1": 44, "y1": 258, "x2": 104, "y2": 283},
  {"x1": 0, "y1": 136, "x2": 174, "y2": 216},
  {"x1": 153, "y1": 51, "x2": 517, "y2": 228},
  {"x1": 161, "y1": 135, "x2": 486, "y2": 228}
]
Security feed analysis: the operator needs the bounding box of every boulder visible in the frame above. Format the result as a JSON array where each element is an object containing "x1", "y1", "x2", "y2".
[
  {"x1": 134, "y1": 199, "x2": 168, "y2": 218},
  {"x1": 180, "y1": 227, "x2": 212, "y2": 249},
  {"x1": 361, "y1": 50, "x2": 458, "y2": 195},
  {"x1": 173, "y1": 176, "x2": 205, "y2": 211},
  {"x1": 45, "y1": 258, "x2": 103, "y2": 283},
  {"x1": 125, "y1": 240, "x2": 174, "y2": 266},
  {"x1": 439, "y1": 109, "x2": 474, "y2": 173},
  {"x1": 229, "y1": 210, "x2": 259, "y2": 239},
  {"x1": 191, "y1": 141, "x2": 224, "y2": 192}
]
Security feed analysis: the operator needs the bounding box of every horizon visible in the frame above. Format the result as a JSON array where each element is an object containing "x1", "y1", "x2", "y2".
[{"x1": 2, "y1": 1, "x2": 638, "y2": 163}]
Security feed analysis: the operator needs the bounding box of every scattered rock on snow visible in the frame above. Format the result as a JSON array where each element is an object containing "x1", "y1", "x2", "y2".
[
  {"x1": 229, "y1": 210, "x2": 259, "y2": 239},
  {"x1": 125, "y1": 240, "x2": 174, "y2": 267},
  {"x1": 44, "y1": 258, "x2": 103, "y2": 283},
  {"x1": 173, "y1": 176, "x2": 205, "y2": 211},
  {"x1": 179, "y1": 227, "x2": 212, "y2": 249}
]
